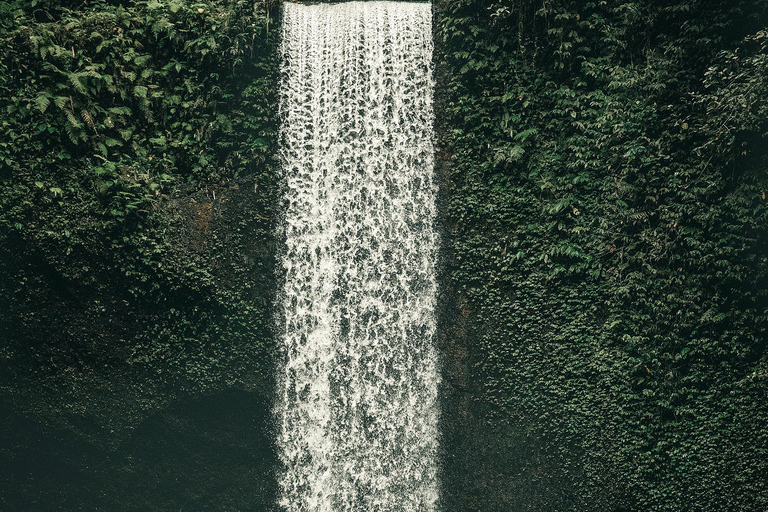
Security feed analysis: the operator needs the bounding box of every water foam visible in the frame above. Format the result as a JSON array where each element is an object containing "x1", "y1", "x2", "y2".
[{"x1": 277, "y1": 3, "x2": 438, "y2": 510}]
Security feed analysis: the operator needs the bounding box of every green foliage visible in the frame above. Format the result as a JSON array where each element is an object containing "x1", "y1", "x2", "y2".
[
  {"x1": 436, "y1": 0, "x2": 768, "y2": 510},
  {"x1": 0, "y1": 0, "x2": 280, "y2": 447},
  {"x1": 2, "y1": 0, "x2": 767, "y2": 509}
]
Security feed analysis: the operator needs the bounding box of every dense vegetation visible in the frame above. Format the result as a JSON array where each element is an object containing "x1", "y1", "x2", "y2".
[
  {"x1": 0, "y1": 0, "x2": 280, "y2": 509},
  {"x1": 1, "y1": 0, "x2": 766, "y2": 510},
  {"x1": 435, "y1": 0, "x2": 768, "y2": 510}
]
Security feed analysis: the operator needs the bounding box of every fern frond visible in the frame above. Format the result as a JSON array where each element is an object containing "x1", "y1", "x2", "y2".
[
  {"x1": 53, "y1": 96, "x2": 69, "y2": 110},
  {"x1": 34, "y1": 94, "x2": 51, "y2": 113},
  {"x1": 64, "y1": 122, "x2": 79, "y2": 145},
  {"x1": 81, "y1": 109, "x2": 96, "y2": 132},
  {"x1": 68, "y1": 73, "x2": 88, "y2": 95},
  {"x1": 65, "y1": 110, "x2": 82, "y2": 129}
]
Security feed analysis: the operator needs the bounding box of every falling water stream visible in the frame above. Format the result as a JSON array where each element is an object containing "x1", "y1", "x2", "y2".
[{"x1": 277, "y1": 2, "x2": 438, "y2": 511}]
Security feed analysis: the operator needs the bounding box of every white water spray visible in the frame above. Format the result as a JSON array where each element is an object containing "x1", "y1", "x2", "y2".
[{"x1": 276, "y1": 1, "x2": 438, "y2": 511}]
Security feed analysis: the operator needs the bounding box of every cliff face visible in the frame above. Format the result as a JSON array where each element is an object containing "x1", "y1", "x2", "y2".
[
  {"x1": 434, "y1": 0, "x2": 768, "y2": 510},
  {"x1": 0, "y1": 1, "x2": 281, "y2": 508},
  {"x1": 1, "y1": 0, "x2": 768, "y2": 511}
]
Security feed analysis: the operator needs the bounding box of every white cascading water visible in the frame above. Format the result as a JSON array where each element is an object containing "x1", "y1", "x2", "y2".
[{"x1": 276, "y1": 2, "x2": 438, "y2": 511}]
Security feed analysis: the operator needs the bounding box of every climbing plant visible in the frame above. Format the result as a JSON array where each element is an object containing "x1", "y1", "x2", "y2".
[
  {"x1": 435, "y1": 1, "x2": 768, "y2": 510},
  {"x1": 0, "y1": 0, "x2": 280, "y2": 449}
]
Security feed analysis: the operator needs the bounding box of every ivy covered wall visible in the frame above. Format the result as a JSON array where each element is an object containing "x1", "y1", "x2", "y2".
[
  {"x1": 435, "y1": 0, "x2": 768, "y2": 510},
  {"x1": 0, "y1": 0, "x2": 281, "y2": 509}
]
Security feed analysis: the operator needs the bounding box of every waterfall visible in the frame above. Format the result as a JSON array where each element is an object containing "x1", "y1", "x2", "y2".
[{"x1": 276, "y1": 2, "x2": 438, "y2": 511}]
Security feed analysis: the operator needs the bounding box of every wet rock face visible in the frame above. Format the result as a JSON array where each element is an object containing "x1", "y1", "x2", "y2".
[
  {"x1": 0, "y1": 2, "x2": 282, "y2": 507},
  {"x1": 1, "y1": 390, "x2": 277, "y2": 511},
  {"x1": 1, "y1": 159, "x2": 282, "y2": 507}
]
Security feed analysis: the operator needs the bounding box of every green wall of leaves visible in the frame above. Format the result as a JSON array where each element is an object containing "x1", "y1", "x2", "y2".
[
  {"x1": 0, "y1": 1, "x2": 281, "y2": 508},
  {"x1": 434, "y1": 0, "x2": 768, "y2": 510},
  {"x1": 1, "y1": 0, "x2": 281, "y2": 402}
]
